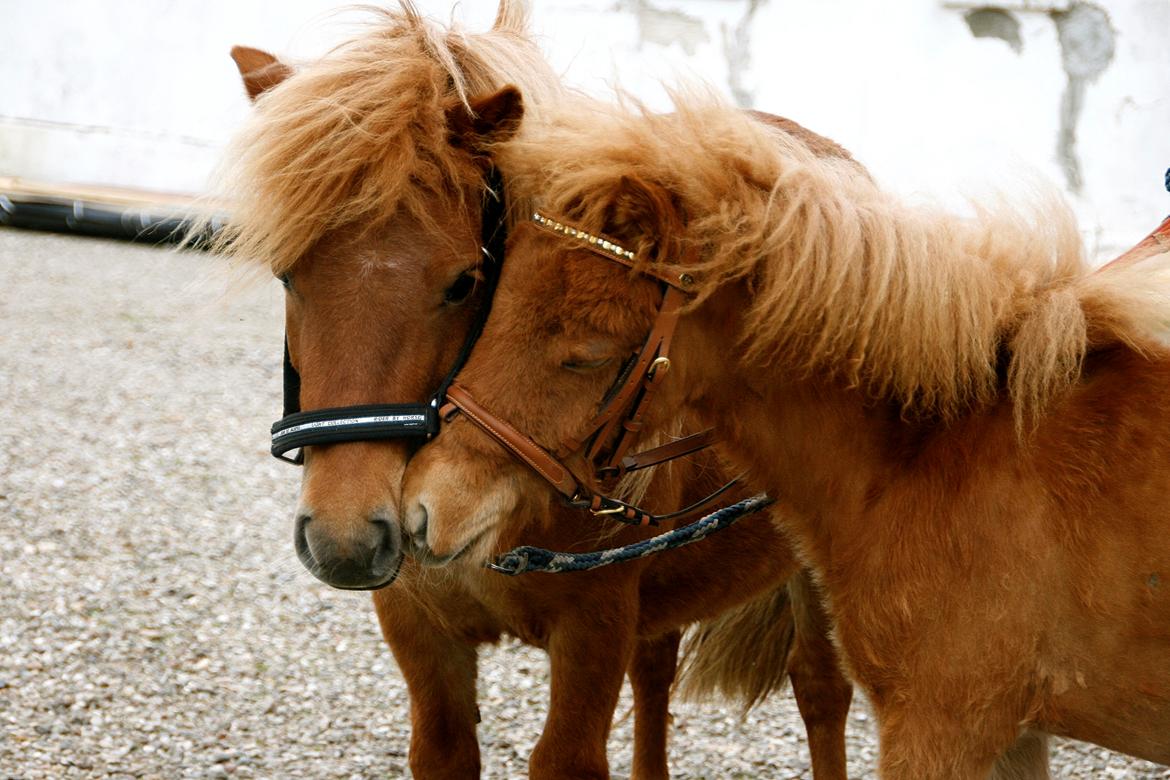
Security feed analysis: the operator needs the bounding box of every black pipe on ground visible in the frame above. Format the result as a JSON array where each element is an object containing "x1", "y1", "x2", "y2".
[{"x1": 0, "y1": 195, "x2": 219, "y2": 247}]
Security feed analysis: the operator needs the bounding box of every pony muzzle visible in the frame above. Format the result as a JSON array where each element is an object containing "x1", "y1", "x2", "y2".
[{"x1": 294, "y1": 510, "x2": 403, "y2": 590}]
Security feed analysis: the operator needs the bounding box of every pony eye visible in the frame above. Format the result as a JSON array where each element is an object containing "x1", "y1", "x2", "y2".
[
  {"x1": 277, "y1": 273, "x2": 293, "y2": 291},
  {"x1": 562, "y1": 357, "x2": 613, "y2": 372},
  {"x1": 442, "y1": 270, "x2": 482, "y2": 306}
]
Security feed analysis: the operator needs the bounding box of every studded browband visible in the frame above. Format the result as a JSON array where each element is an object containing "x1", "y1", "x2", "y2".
[{"x1": 438, "y1": 212, "x2": 736, "y2": 526}]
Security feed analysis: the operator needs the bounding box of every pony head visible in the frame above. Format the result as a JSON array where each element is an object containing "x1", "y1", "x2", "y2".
[
  {"x1": 214, "y1": 2, "x2": 552, "y2": 589},
  {"x1": 400, "y1": 198, "x2": 680, "y2": 563}
]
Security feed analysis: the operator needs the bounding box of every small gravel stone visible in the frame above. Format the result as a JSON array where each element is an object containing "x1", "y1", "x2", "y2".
[{"x1": 2, "y1": 229, "x2": 1168, "y2": 778}]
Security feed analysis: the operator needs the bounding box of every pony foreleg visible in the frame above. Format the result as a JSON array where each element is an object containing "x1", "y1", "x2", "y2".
[
  {"x1": 372, "y1": 589, "x2": 481, "y2": 779},
  {"x1": 627, "y1": 630, "x2": 681, "y2": 780},
  {"x1": 872, "y1": 701, "x2": 1010, "y2": 780},
  {"x1": 787, "y1": 569, "x2": 852, "y2": 780},
  {"x1": 531, "y1": 612, "x2": 638, "y2": 780},
  {"x1": 989, "y1": 731, "x2": 1050, "y2": 780}
]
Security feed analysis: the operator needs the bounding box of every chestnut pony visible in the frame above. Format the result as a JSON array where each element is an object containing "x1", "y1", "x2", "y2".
[
  {"x1": 399, "y1": 87, "x2": 1170, "y2": 777},
  {"x1": 212, "y1": 5, "x2": 860, "y2": 778}
]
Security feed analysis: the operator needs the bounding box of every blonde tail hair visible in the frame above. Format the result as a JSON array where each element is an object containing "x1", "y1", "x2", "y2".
[{"x1": 674, "y1": 584, "x2": 796, "y2": 712}]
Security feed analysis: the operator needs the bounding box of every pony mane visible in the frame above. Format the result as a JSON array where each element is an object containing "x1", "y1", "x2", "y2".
[
  {"x1": 498, "y1": 94, "x2": 1170, "y2": 423},
  {"x1": 206, "y1": 1, "x2": 561, "y2": 275}
]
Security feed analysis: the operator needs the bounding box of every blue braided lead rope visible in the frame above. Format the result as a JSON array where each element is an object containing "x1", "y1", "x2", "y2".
[{"x1": 486, "y1": 494, "x2": 773, "y2": 576}]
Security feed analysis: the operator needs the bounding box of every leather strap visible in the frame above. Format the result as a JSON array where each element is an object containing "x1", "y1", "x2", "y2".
[
  {"x1": 601, "y1": 285, "x2": 687, "y2": 470},
  {"x1": 573, "y1": 476, "x2": 743, "y2": 527},
  {"x1": 565, "y1": 285, "x2": 686, "y2": 469},
  {"x1": 440, "y1": 384, "x2": 583, "y2": 499},
  {"x1": 600, "y1": 428, "x2": 717, "y2": 479}
]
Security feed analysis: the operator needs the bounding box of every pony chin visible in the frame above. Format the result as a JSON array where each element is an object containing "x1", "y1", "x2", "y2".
[{"x1": 402, "y1": 457, "x2": 520, "y2": 567}]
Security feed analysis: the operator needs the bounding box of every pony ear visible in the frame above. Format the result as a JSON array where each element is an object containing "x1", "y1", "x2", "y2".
[
  {"x1": 447, "y1": 85, "x2": 525, "y2": 154},
  {"x1": 600, "y1": 175, "x2": 685, "y2": 262},
  {"x1": 492, "y1": 0, "x2": 530, "y2": 34},
  {"x1": 230, "y1": 45, "x2": 293, "y2": 102}
]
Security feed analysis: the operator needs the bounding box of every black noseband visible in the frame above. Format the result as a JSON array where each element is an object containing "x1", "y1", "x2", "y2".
[
  {"x1": 270, "y1": 403, "x2": 439, "y2": 463},
  {"x1": 270, "y1": 167, "x2": 507, "y2": 464}
]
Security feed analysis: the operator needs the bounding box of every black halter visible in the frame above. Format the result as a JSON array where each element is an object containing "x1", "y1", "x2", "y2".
[{"x1": 270, "y1": 168, "x2": 508, "y2": 464}]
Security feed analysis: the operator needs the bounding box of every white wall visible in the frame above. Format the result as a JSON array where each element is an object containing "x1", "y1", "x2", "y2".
[{"x1": 1, "y1": 0, "x2": 1167, "y2": 252}]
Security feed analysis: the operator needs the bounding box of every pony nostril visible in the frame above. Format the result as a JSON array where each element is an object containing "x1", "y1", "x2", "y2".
[
  {"x1": 368, "y1": 517, "x2": 402, "y2": 562},
  {"x1": 407, "y1": 503, "x2": 429, "y2": 548},
  {"x1": 294, "y1": 513, "x2": 313, "y2": 560}
]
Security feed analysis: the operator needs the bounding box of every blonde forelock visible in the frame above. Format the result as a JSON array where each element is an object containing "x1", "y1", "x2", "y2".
[{"x1": 201, "y1": 1, "x2": 561, "y2": 276}]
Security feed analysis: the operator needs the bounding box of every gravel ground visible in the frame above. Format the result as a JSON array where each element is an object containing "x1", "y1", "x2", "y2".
[{"x1": 1, "y1": 228, "x2": 1168, "y2": 779}]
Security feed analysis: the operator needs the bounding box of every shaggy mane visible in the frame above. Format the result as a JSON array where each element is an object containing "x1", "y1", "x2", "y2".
[
  {"x1": 497, "y1": 95, "x2": 1170, "y2": 423},
  {"x1": 205, "y1": 1, "x2": 561, "y2": 275}
]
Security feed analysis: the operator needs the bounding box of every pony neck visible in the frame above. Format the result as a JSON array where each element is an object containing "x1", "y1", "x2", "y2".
[
  {"x1": 678, "y1": 288, "x2": 1014, "y2": 564},
  {"x1": 720, "y1": 376, "x2": 892, "y2": 531}
]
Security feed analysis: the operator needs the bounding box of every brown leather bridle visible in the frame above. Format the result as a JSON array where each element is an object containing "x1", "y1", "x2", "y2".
[{"x1": 438, "y1": 211, "x2": 739, "y2": 526}]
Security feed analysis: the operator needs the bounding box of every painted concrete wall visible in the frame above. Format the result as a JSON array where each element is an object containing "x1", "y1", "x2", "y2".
[{"x1": 1, "y1": 0, "x2": 1167, "y2": 252}]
